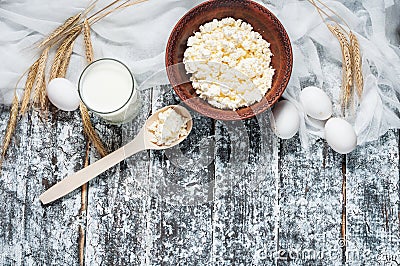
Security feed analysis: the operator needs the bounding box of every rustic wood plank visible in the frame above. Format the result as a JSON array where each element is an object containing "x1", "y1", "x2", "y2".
[
  {"x1": 211, "y1": 113, "x2": 279, "y2": 265},
  {"x1": 84, "y1": 88, "x2": 152, "y2": 265},
  {"x1": 0, "y1": 108, "x2": 30, "y2": 265},
  {"x1": 0, "y1": 107, "x2": 84, "y2": 265},
  {"x1": 346, "y1": 130, "x2": 400, "y2": 265},
  {"x1": 278, "y1": 137, "x2": 343, "y2": 266},
  {"x1": 146, "y1": 86, "x2": 214, "y2": 265}
]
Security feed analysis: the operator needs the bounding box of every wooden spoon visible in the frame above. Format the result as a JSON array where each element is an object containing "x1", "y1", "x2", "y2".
[{"x1": 39, "y1": 105, "x2": 193, "y2": 204}]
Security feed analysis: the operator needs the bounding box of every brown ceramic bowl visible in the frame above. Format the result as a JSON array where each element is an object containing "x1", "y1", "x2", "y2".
[{"x1": 166, "y1": 0, "x2": 293, "y2": 120}]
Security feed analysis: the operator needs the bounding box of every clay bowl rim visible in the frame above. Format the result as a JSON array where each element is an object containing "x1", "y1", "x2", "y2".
[{"x1": 165, "y1": 0, "x2": 293, "y2": 121}]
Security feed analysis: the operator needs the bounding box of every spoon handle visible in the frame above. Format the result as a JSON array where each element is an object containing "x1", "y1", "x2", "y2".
[{"x1": 39, "y1": 130, "x2": 146, "y2": 204}]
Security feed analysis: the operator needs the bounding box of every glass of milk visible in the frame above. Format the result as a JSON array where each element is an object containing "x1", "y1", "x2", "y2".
[{"x1": 78, "y1": 58, "x2": 141, "y2": 124}]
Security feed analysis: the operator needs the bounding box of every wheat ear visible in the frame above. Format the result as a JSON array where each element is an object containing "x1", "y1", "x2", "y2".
[
  {"x1": 327, "y1": 24, "x2": 353, "y2": 109},
  {"x1": 57, "y1": 39, "x2": 76, "y2": 78},
  {"x1": 20, "y1": 59, "x2": 40, "y2": 115},
  {"x1": 80, "y1": 20, "x2": 108, "y2": 157},
  {"x1": 39, "y1": 13, "x2": 81, "y2": 48},
  {"x1": 1, "y1": 95, "x2": 19, "y2": 164},
  {"x1": 38, "y1": 75, "x2": 47, "y2": 112},
  {"x1": 50, "y1": 27, "x2": 82, "y2": 80},
  {"x1": 32, "y1": 47, "x2": 50, "y2": 111},
  {"x1": 83, "y1": 19, "x2": 94, "y2": 63},
  {"x1": 350, "y1": 31, "x2": 363, "y2": 98}
]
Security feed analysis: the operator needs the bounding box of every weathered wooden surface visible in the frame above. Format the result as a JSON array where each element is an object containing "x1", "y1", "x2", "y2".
[
  {"x1": 1, "y1": 85, "x2": 398, "y2": 266},
  {"x1": 346, "y1": 130, "x2": 400, "y2": 266},
  {"x1": 0, "y1": 0, "x2": 399, "y2": 264},
  {"x1": 146, "y1": 86, "x2": 214, "y2": 265},
  {"x1": 0, "y1": 108, "x2": 84, "y2": 265},
  {"x1": 278, "y1": 138, "x2": 343, "y2": 266},
  {"x1": 212, "y1": 114, "x2": 279, "y2": 265}
]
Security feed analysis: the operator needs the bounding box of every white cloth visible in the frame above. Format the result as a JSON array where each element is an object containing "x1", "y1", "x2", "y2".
[{"x1": 0, "y1": 0, "x2": 399, "y2": 146}]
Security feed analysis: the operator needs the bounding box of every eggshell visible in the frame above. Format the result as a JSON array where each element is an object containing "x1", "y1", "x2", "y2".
[
  {"x1": 271, "y1": 100, "x2": 300, "y2": 139},
  {"x1": 299, "y1": 86, "x2": 333, "y2": 120},
  {"x1": 325, "y1": 118, "x2": 357, "y2": 154},
  {"x1": 47, "y1": 78, "x2": 80, "y2": 111}
]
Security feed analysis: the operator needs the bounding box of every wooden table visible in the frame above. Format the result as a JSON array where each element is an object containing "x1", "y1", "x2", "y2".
[{"x1": 0, "y1": 84, "x2": 398, "y2": 265}]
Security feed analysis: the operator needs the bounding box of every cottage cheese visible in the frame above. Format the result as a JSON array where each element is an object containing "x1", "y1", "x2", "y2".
[
  {"x1": 148, "y1": 108, "x2": 189, "y2": 146},
  {"x1": 183, "y1": 17, "x2": 275, "y2": 110}
]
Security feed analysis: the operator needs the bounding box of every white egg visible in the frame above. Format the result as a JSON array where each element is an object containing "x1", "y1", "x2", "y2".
[
  {"x1": 47, "y1": 78, "x2": 80, "y2": 111},
  {"x1": 325, "y1": 118, "x2": 357, "y2": 154},
  {"x1": 299, "y1": 86, "x2": 333, "y2": 120},
  {"x1": 270, "y1": 100, "x2": 300, "y2": 139}
]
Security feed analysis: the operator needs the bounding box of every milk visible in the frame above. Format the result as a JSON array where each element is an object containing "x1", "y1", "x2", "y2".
[{"x1": 79, "y1": 59, "x2": 141, "y2": 124}]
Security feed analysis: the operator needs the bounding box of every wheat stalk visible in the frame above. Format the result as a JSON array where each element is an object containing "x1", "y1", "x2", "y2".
[
  {"x1": 350, "y1": 31, "x2": 363, "y2": 98},
  {"x1": 80, "y1": 20, "x2": 108, "y2": 157},
  {"x1": 80, "y1": 103, "x2": 108, "y2": 157},
  {"x1": 32, "y1": 47, "x2": 50, "y2": 111},
  {"x1": 87, "y1": 0, "x2": 122, "y2": 21},
  {"x1": 39, "y1": 13, "x2": 81, "y2": 48},
  {"x1": 37, "y1": 1, "x2": 97, "y2": 49},
  {"x1": 327, "y1": 24, "x2": 353, "y2": 109},
  {"x1": 309, "y1": 0, "x2": 350, "y2": 32},
  {"x1": 1, "y1": 95, "x2": 19, "y2": 165},
  {"x1": 19, "y1": 59, "x2": 40, "y2": 115},
  {"x1": 83, "y1": 19, "x2": 94, "y2": 63},
  {"x1": 89, "y1": 0, "x2": 148, "y2": 25}
]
